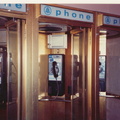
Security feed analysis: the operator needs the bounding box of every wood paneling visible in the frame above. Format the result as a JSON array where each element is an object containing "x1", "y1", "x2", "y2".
[
  {"x1": 99, "y1": 97, "x2": 106, "y2": 120},
  {"x1": 91, "y1": 12, "x2": 100, "y2": 120},
  {"x1": 38, "y1": 101, "x2": 70, "y2": 120},
  {"x1": 25, "y1": 4, "x2": 39, "y2": 120}
]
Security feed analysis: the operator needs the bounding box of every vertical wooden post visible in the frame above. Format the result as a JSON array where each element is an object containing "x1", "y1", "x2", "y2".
[
  {"x1": 25, "y1": 4, "x2": 39, "y2": 120},
  {"x1": 65, "y1": 33, "x2": 72, "y2": 120},
  {"x1": 91, "y1": 12, "x2": 100, "y2": 120}
]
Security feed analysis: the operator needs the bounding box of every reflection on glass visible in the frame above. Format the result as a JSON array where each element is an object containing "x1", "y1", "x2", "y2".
[
  {"x1": 99, "y1": 56, "x2": 106, "y2": 92},
  {"x1": 99, "y1": 29, "x2": 120, "y2": 120},
  {"x1": 8, "y1": 24, "x2": 18, "y2": 120},
  {"x1": 72, "y1": 32, "x2": 84, "y2": 120}
]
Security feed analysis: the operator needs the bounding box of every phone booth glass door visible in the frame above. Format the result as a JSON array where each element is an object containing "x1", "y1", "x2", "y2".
[{"x1": 71, "y1": 28, "x2": 92, "y2": 120}]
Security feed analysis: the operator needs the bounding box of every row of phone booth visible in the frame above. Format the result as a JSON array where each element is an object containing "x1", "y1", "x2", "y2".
[{"x1": 0, "y1": 4, "x2": 120, "y2": 120}]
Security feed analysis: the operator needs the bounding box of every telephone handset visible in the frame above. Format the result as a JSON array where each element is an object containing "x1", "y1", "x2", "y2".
[{"x1": 52, "y1": 61, "x2": 59, "y2": 78}]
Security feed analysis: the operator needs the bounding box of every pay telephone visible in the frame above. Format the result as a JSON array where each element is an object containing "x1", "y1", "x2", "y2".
[{"x1": 48, "y1": 54, "x2": 65, "y2": 96}]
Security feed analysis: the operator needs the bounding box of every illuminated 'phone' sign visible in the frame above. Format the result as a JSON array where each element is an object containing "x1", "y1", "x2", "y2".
[
  {"x1": 41, "y1": 4, "x2": 93, "y2": 23},
  {"x1": 104, "y1": 15, "x2": 120, "y2": 26},
  {"x1": 0, "y1": 4, "x2": 26, "y2": 12}
]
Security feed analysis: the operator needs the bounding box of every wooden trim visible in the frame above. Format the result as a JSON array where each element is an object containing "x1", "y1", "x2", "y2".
[
  {"x1": 0, "y1": 8, "x2": 27, "y2": 15},
  {"x1": 86, "y1": 28, "x2": 92, "y2": 120},
  {"x1": 6, "y1": 22, "x2": 10, "y2": 120},
  {"x1": 35, "y1": 4, "x2": 40, "y2": 18},
  {"x1": 0, "y1": 11, "x2": 26, "y2": 19},
  {"x1": 17, "y1": 19, "x2": 21, "y2": 120},
  {"x1": 99, "y1": 25, "x2": 120, "y2": 32},
  {"x1": 25, "y1": 4, "x2": 39, "y2": 120},
  {"x1": 65, "y1": 32, "x2": 72, "y2": 100},
  {"x1": 82, "y1": 28, "x2": 88, "y2": 120},
  {"x1": 97, "y1": 13, "x2": 103, "y2": 26},
  {"x1": 64, "y1": 32, "x2": 72, "y2": 120},
  {"x1": 38, "y1": 17, "x2": 93, "y2": 28},
  {"x1": 70, "y1": 28, "x2": 83, "y2": 34},
  {"x1": 98, "y1": 11, "x2": 120, "y2": 18},
  {"x1": 5, "y1": 20, "x2": 16, "y2": 27},
  {"x1": 21, "y1": 19, "x2": 26, "y2": 120},
  {"x1": 91, "y1": 12, "x2": 100, "y2": 120}
]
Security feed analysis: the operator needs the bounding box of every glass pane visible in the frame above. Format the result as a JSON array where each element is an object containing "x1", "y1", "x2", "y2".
[
  {"x1": 71, "y1": 32, "x2": 85, "y2": 120},
  {"x1": 99, "y1": 29, "x2": 120, "y2": 120},
  {"x1": 7, "y1": 24, "x2": 18, "y2": 120},
  {"x1": 0, "y1": 47, "x2": 7, "y2": 120},
  {"x1": 106, "y1": 31, "x2": 120, "y2": 95},
  {"x1": 99, "y1": 32, "x2": 106, "y2": 55}
]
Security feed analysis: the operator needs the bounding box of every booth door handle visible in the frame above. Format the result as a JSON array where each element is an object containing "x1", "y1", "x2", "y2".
[{"x1": 99, "y1": 94, "x2": 120, "y2": 99}]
